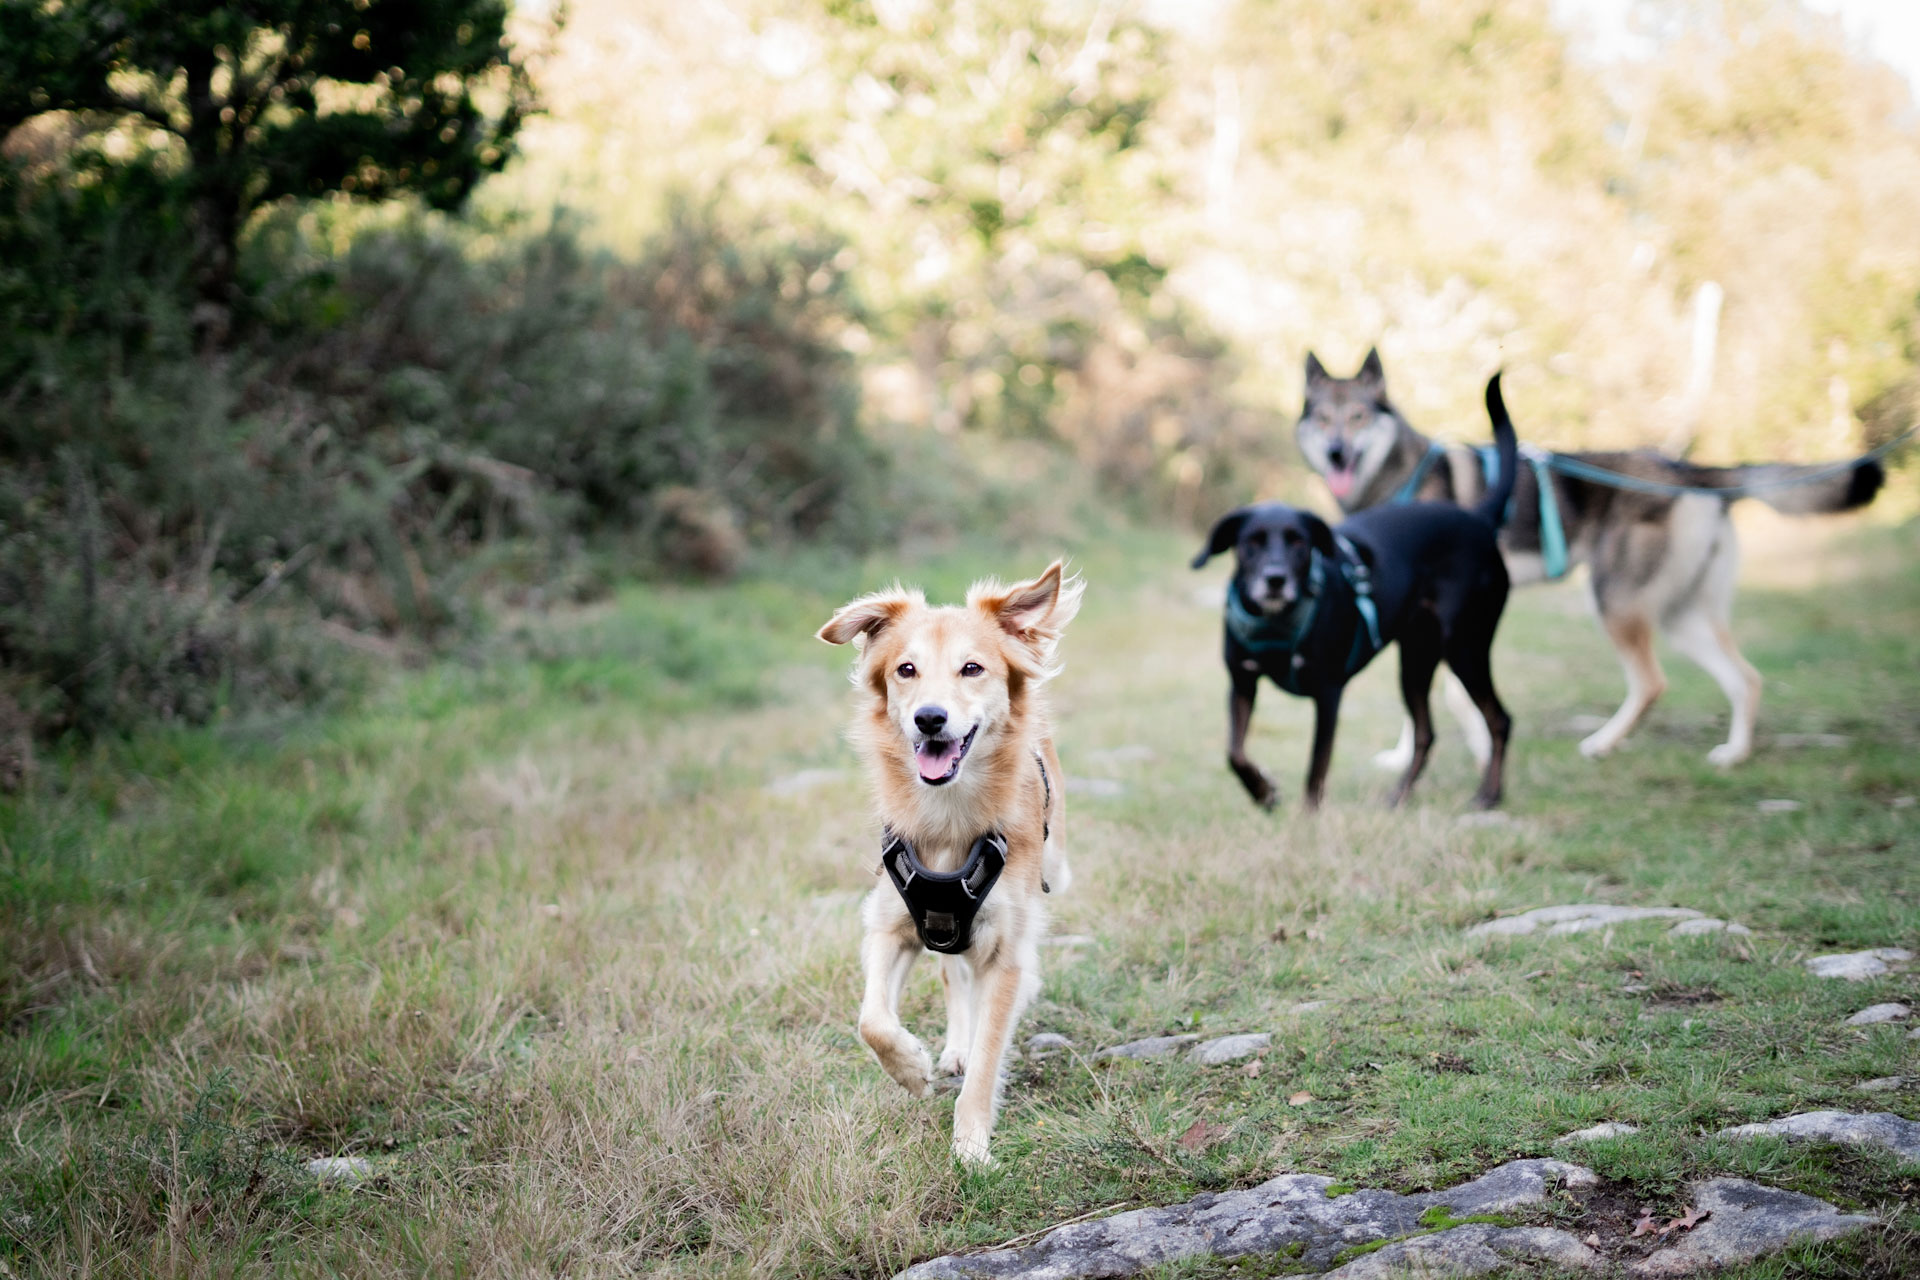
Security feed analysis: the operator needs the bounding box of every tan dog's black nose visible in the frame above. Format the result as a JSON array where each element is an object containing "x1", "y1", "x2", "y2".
[{"x1": 913, "y1": 706, "x2": 948, "y2": 736}]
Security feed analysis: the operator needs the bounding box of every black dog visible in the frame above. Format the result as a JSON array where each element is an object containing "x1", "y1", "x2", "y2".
[{"x1": 1192, "y1": 375, "x2": 1519, "y2": 811}]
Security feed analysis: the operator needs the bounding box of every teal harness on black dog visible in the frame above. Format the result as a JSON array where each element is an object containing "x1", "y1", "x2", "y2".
[{"x1": 1224, "y1": 537, "x2": 1383, "y2": 694}]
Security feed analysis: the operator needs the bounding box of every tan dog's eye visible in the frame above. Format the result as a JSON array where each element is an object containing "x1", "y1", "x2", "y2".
[
  {"x1": 960, "y1": 661, "x2": 984, "y2": 677},
  {"x1": 895, "y1": 662, "x2": 916, "y2": 679}
]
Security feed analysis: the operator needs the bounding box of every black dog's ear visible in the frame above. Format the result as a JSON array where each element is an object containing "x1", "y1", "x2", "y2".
[
  {"x1": 1300, "y1": 512, "x2": 1339, "y2": 560},
  {"x1": 1191, "y1": 508, "x2": 1251, "y2": 569}
]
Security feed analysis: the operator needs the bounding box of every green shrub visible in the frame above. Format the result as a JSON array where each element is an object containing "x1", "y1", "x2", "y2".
[{"x1": 0, "y1": 168, "x2": 896, "y2": 741}]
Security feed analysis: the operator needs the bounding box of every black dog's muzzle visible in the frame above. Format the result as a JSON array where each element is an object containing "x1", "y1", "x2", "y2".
[{"x1": 881, "y1": 829, "x2": 1006, "y2": 954}]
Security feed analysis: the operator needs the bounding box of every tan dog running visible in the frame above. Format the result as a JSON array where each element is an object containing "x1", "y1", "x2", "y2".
[{"x1": 817, "y1": 561, "x2": 1082, "y2": 1164}]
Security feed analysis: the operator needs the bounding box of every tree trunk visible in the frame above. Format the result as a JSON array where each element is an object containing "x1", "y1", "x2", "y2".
[{"x1": 181, "y1": 50, "x2": 239, "y2": 351}]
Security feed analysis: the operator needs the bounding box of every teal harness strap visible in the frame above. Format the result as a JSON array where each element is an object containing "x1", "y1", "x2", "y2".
[
  {"x1": 1392, "y1": 440, "x2": 1448, "y2": 504},
  {"x1": 1332, "y1": 534, "x2": 1383, "y2": 654},
  {"x1": 1526, "y1": 448, "x2": 1570, "y2": 580},
  {"x1": 1222, "y1": 544, "x2": 1380, "y2": 692},
  {"x1": 1473, "y1": 443, "x2": 1571, "y2": 581},
  {"x1": 1224, "y1": 563, "x2": 1322, "y2": 659}
]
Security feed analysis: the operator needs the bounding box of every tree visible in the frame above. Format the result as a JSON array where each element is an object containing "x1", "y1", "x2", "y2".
[{"x1": 0, "y1": 0, "x2": 537, "y2": 344}]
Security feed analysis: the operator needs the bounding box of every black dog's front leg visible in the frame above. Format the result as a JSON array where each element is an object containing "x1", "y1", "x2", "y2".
[
  {"x1": 1305, "y1": 687, "x2": 1344, "y2": 810},
  {"x1": 1227, "y1": 671, "x2": 1278, "y2": 811}
]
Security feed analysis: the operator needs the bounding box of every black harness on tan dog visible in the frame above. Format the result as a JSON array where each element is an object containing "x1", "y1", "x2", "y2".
[{"x1": 881, "y1": 752, "x2": 1053, "y2": 955}]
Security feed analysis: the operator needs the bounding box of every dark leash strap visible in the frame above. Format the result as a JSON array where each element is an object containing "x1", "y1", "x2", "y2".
[
  {"x1": 1034, "y1": 750, "x2": 1052, "y2": 894},
  {"x1": 881, "y1": 828, "x2": 1007, "y2": 955}
]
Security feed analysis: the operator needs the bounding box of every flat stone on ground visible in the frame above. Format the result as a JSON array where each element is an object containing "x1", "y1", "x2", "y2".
[
  {"x1": 1717, "y1": 1110, "x2": 1920, "y2": 1160},
  {"x1": 1091, "y1": 1034, "x2": 1198, "y2": 1062},
  {"x1": 1064, "y1": 777, "x2": 1124, "y2": 798},
  {"x1": 1670, "y1": 917, "x2": 1752, "y2": 936},
  {"x1": 1554, "y1": 1121, "x2": 1639, "y2": 1143},
  {"x1": 1082, "y1": 745, "x2": 1156, "y2": 767},
  {"x1": 1805, "y1": 949, "x2": 1913, "y2": 980},
  {"x1": 1756, "y1": 799, "x2": 1803, "y2": 813},
  {"x1": 1845, "y1": 1002, "x2": 1910, "y2": 1025},
  {"x1": 1628, "y1": 1178, "x2": 1873, "y2": 1278},
  {"x1": 1772, "y1": 733, "x2": 1851, "y2": 749},
  {"x1": 1287, "y1": 1000, "x2": 1332, "y2": 1014},
  {"x1": 1190, "y1": 1033, "x2": 1269, "y2": 1065},
  {"x1": 763, "y1": 768, "x2": 845, "y2": 796},
  {"x1": 1024, "y1": 1033, "x2": 1073, "y2": 1059},
  {"x1": 1455, "y1": 811, "x2": 1518, "y2": 828},
  {"x1": 894, "y1": 1158, "x2": 1596, "y2": 1279},
  {"x1": 1854, "y1": 1076, "x2": 1907, "y2": 1094},
  {"x1": 1325, "y1": 1224, "x2": 1600, "y2": 1278},
  {"x1": 1467, "y1": 905, "x2": 1702, "y2": 937},
  {"x1": 307, "y1": 1156, "x2": 374, "y2": 1184}
]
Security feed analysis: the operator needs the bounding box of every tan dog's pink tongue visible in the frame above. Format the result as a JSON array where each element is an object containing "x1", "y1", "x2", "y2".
[{"x1": 916, "y1": 738, "x2": 963, "y2": 780}]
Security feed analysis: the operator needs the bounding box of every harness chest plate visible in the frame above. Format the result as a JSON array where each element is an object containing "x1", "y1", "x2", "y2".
[{"x1": 881, "y1": 830, "x2": 1006, "y2": 954}]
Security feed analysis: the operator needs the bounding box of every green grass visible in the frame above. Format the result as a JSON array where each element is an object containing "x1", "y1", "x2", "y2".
[{"x1": 2, "y1": 517, "x2": 1917, "y2": 1277}]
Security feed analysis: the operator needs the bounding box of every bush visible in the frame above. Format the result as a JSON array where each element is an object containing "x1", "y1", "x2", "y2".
[{"x1": 0, "y1": 165, "x2": 893, "y2": 742}]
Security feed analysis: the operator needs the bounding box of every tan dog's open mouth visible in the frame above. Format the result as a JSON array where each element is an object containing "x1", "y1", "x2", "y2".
[{"x1": 914, "y1": 725, "x2": 977, "y2": 785}]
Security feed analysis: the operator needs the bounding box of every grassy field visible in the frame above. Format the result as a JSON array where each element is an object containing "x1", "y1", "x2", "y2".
[{"x1": 3, "y1": 515, "x2": 1917, "y2": 1278}]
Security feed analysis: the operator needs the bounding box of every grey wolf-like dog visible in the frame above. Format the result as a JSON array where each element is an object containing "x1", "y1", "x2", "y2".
[{"x1": 1296, "y1": 349, "x2": 1884, "y2": 766}]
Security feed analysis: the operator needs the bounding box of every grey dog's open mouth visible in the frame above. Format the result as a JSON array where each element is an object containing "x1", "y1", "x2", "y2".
[{"x1": 914, "y1": 725, "x2": 977, "y2": 785}]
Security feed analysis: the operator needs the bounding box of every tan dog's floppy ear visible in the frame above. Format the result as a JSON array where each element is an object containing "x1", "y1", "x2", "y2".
[
  {"x1": 970, "y1": 561, "x2": 1084, "y2": 670},
  {"x1": 817, "y1": 587, "x2": 919, "y2": 646}
]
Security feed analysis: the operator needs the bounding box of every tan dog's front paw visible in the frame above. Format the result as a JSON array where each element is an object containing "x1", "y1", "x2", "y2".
[
  {"x1": 952, "y1": 1126, "x2": 995, "y2": 1166},
  {"x1": 880, "y1": 1039, "x2": 934, "y2": 1098}
]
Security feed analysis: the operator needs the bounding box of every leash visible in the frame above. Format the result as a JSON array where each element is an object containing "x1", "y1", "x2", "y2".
[
  {"x1": 1472, "y1": 443, "x2": 1572, "y2": 580},
  {"x1": 1389, "y1": 424, "x2": 1911, "y2": 577},
  {"x1": 1533, "y1": 425, "x2": 1914, "y2": 499},
  {"x1": 1392, "y1": 440, "x2": 1448, "y2": 504}
]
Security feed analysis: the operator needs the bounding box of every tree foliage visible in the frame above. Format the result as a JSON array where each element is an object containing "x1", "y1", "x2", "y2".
[{"x1": 0, "y1": 0, "x2": 535, "y2": 336}]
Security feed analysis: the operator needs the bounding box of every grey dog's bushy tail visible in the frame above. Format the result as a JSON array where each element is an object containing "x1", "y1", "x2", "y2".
[
  {"x1": 1676, "y1": 457, "x2": 1886, "y2": 516},
  {"x1": 1473, "y1": 373, "x2": 1520, "y2": 529}
]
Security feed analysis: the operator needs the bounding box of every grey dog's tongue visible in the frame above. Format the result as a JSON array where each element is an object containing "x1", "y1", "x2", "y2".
[
  {"x1": 917, "y1": 738, "x2": 962, "y2": 781},
  {"x1": 1327, "y1": 467, "x2": 1355, "y2": 498}
]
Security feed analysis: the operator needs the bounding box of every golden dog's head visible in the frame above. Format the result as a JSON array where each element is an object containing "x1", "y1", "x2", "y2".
[{"x1": 818, "y1": 561, "x2": 1082, "y2": 790}]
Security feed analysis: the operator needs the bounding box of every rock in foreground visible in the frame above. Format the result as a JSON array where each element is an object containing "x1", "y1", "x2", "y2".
[
  {"x1": 895, "y1": 1159, "x2": 1594, "y2": 1279},
  {"x1": 1628, "y1": 1178, "x2": 1873, "y2": 1277},
  {"x1": 1467, "y1": 905, "x2": 1702, "y2": 937},
  {"x1": 1717, "y1": 1110, "x2": 1920, "y2": 1161}
]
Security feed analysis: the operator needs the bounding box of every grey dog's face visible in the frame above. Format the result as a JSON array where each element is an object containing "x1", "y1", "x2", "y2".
[{"x1": 1295, "y1": 349, "x2": 1400, "y2": 506}]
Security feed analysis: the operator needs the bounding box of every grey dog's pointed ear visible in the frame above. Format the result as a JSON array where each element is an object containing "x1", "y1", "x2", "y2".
[
  {"x1": 1305, "y1": 351, "x2": 1329, "y2": 388},
  {"x1": 1358, "y1": 346, "x2": 1385, "y2": 389},
  {"x1": 1192, "y1": 508, "x2": 1251, "y2": 569}
]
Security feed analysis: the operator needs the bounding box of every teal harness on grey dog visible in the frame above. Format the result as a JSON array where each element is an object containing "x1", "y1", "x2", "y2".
[
  {"x1": 1393, "y1": 439, "x2": 1570, "y2": 581},
  {"x1": 1225, "y1": 537, "x2": 1382, "y2": 695}
]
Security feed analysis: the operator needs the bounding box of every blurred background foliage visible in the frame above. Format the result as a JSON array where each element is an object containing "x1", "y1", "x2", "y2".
[{"x1": 1, "y1": 0, "x2": 1917, "y2": 744}]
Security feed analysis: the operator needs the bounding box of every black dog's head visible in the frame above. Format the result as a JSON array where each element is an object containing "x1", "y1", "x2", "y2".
[{"x1": 1191, "y1": 503, "x2": 1338, "y2": 613}]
